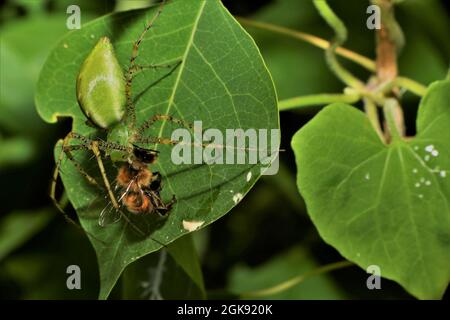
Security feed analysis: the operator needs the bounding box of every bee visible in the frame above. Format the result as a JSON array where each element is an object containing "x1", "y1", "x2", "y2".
[
  {"x1": 115, "y1": 146, "x2": 176, "y2": 216},
  {"x1": 96, "y1": 146, "x2": 176, "y2": 229}
]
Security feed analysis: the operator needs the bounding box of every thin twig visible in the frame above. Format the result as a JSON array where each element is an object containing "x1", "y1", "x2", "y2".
[
  {"x1": 240, "y1": 260, "x2": 354, "y2": 298},
  {"x1": 237, "y1": 17, "x2": 376, "y2": 72},
  {"x1": 237, "y1": 17, "x2": 427, "y2": 98},
  {"x1": 279, "y1": 92, "x2": 360, "y2": 111}
]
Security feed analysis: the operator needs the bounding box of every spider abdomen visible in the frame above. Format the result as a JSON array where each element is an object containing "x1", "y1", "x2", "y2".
[{"x1": 76, "y1": 37, "x2": 126, "y2": 129}]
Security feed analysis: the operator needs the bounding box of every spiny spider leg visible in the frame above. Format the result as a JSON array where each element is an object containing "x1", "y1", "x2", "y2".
[
  {"x1": 51, "y1": 136, "x2": 112, "y2": 244},
  {"x1": 133, "y1": 114, "x2": 216, "y2": 150},
  {"x1": 91, "y1": 141, "x2": 120, "y2": 210},
  {"x1": 134, "y1": 136, "x2": 213, "y2": 149},
  {"x1": 131, "y1": 60, "x2": 181, "y2": 75},
  {"x1": 51, "y1": 134, "x2": 103, "y2": 214},
  {"x1": 134, "y1": 136, "x2": 180, "y2": 146},
  {"x1": 134, "y1": 114, "x2": 194, "y2": 139},
  {"x1": 125, "y1": 0, "x2": 166, "y2": 128}
]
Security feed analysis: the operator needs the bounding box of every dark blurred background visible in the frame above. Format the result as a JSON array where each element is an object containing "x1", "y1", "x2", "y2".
[{"x1": 0, "y1": 0, "x2": 449, "y2": 299}]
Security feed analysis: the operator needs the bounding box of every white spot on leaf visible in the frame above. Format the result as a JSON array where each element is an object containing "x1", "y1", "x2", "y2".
[
  {"x1": 365, "y1": 173, "x2": 370, "y2": 180},
  {"x1": 233, "y1": 193, "x2": 243, "y2": 204},
  {"x1": 182, "y1": 220, "x2": 205, "y2": 232},
  {"x1": 246, "y1": 171, "x2": 252, "y2": 182},
  {"x1": 440, "y1": 171, "x2": 447, "y2": 178},
  {"x1": 425, "y1": 145, "x2": 434, "y2": 152}
]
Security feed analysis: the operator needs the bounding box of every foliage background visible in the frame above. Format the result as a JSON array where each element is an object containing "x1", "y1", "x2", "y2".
[{"x1": 0, "y1": 0, "x2": 448, "y2": 299}]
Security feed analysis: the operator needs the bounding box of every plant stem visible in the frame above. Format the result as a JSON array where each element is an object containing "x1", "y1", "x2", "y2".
[
  {"x1": 237, "y1": 17, "x2": 376, "y2": 72},
  {"x1": 237, "y1": 17, "x2": 427, "y2": 99},
  {"x1": 390, "y1": 77, "x2": 427, "y2": 97},
  {"x1": 364, "y1": 98, "x2": 384, "y2": 142},
  {"x1": 240, "y1": 260, "x2": 353, "y2": 298},
  {"x1": 372, "y1": 0, "x2": 408, "y2": 142},
  {"x1": 313, "y1": 0, "x2": 365, "y2": 90},
  {"x1": 373, "y1": 0, "x2": 403, "y2": 83},
  {"x1": 383, "y1": 98, "x2": 404, "y2": 141},
  {"x1": 279, "y1": 92, "x2": 360, "y2": 111}
]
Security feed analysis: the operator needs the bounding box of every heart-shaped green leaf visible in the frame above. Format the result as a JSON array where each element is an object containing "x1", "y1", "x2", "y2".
[
  {"x1": 291, "y1": 80, "x2": 450, "y2": 299},
  {"x1": 36, "y1": 0, "x2": 278, "y2": 299}
]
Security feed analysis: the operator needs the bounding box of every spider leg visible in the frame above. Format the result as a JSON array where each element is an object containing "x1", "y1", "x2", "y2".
[
  {"x1": 91, "y1": 141, "x2": 120, "y2": 210},
  {"x1": 134, "y1": 114, "x2": 194, "y2": 140},
  {"x1": 50, "y1": 133, "x2": 111, "y2": 244},
  {"x1": 133, "y1": 136, "x2": 213, "y2": 149},
  {"x1": 131, "y1": 60, "x2": 181, "y2": 75},
  {"x1": 51, "y1": 133, "x2": 105, "y2": 214},
  {"x1": 125, "y1": 0, "x2": 166, "y2": 129}
]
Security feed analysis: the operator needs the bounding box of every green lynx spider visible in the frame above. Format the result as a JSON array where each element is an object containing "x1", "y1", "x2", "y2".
[{"x1": 51, "y1": 0, "x2": 192, "y2": 231}]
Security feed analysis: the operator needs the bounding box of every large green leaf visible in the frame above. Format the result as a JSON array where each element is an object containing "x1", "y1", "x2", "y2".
[
  {"x1": 291, "y1": 80, "x2": 450, "y2": 299},
  {"x1": 35, "y1": 0, "x2": 278, "y2": 299}
]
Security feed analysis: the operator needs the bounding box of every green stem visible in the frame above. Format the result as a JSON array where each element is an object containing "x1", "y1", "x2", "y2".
[
  {"x1": 364, "y1": 98, "x2": 384, "y2": 142},
  {"x1": 313, "y1": 0, "x2": 365, "y2": 90},
  {"x1": 393, "y1": 77, "x2": 427, "y2": 97},
  {"x1": 240, "y1": 260, "x2": 353, "y2": 298},
  {"x1": 383, "y1": 98, "x2": 404, "y2": 142},
  {"x1": 237, "y1": 17, "x2": 376, "y2": 72},
  {"x1": 375, "y1": 77, "x2": 427, "y2": 97},
  {"x1": 279, "y1": 92, "x2": 360, "y2": 111},
  {"x1": 237, "y1": 17, "x2": 427, "y2": 99}
]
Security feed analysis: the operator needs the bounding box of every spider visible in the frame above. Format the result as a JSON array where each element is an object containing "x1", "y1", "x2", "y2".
[{"x1": 50, "y1": 0, "x2": 190, "y2": 234}]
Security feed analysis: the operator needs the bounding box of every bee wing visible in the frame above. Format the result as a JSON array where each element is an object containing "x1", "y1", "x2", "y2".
[
  {"x1": 98, "y1": 202, "x2": 122, "y2": 227},
  {"x1": 98, "y1": 179, "x2": 130, "y2": 227}
]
